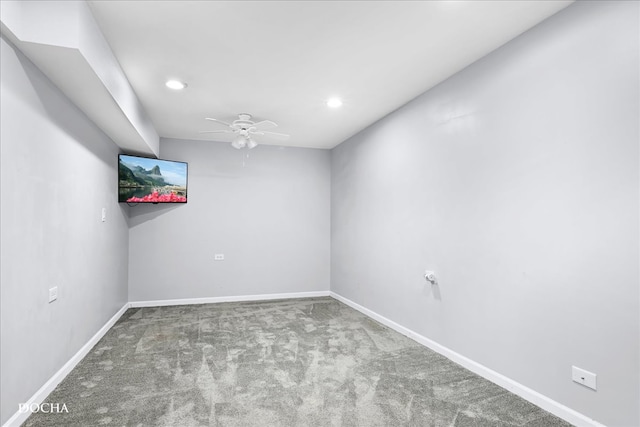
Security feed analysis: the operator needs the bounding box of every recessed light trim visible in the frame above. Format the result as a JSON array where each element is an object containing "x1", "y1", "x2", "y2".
[
  {"x1": 166, "y1": 80, "x2": 187, "y2": 90},
  {"x1": 326, "y1": 97, "x2": 343, "y2": 108}
]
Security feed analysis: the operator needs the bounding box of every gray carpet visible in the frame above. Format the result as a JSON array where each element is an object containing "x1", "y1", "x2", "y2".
[{"x1": 24, "y1": 297, "x2": 572, "y2": 426}]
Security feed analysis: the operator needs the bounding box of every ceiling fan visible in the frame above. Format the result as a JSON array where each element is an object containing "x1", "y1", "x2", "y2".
[{"x1": 200, "y1": 113, "x2": 289, "y2": 149}]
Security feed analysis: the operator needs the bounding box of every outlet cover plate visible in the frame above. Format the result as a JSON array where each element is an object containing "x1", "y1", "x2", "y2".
[{"x1": 572, "y1": 366, "x2": 597, "y2": 390}]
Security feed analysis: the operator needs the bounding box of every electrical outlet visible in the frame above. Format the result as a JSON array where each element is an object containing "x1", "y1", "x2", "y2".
[
  {"x1": 572, "y1": 366, "x2": 597, "y2": 390},
  {"x1": 214, "y1": 254, "x2": 224, "y2": 261},
  {"x1": 49, "y1": 286, "x2": 58, "y2": 303}
]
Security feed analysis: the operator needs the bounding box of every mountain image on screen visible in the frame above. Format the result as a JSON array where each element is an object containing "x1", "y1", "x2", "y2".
[
  {"x1": 118, "y1": 157, "x2": 187, "y2": 203},
  {"x1": 119, "y1": 162, "x2": 167, "y2": 187}
]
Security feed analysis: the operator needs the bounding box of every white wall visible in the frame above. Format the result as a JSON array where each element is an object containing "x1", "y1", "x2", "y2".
[
  {"x1": 330, "y1": 2, "x2": 639, "y2": 426},
  {"x1": 0, "y1": 36, "x2": 129, "y2": 425},
  {"x1": 128, "y1": 138, "x2": 330, "y2": 302}
]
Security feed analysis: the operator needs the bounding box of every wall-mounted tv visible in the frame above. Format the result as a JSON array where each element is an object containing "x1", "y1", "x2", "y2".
[{"x1": 118, "y1": 154, "x2": 188, "y2": 203}]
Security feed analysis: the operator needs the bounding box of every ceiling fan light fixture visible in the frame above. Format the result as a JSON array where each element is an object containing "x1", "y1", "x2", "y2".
[
  {"x1": 246, "y1": 138, "x2": 258, "y2": 150},
  {"x1": 165, "y1": 79, "x2": 187, "y2": 90},
  {"x1": 231, "y1": 135, "x2": 247, "y2": 149},
  {"x1": 326, "y1": 97, "x2": 343, "y2": 108}
]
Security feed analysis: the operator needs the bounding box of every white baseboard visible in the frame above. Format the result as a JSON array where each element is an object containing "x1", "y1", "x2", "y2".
[
  {"x1": 329, "y1": 292, "x2": 605, "y2": 427},
  {"x1": 129, "y1": 290, "x2": 331, "y2": 308},
  {"x1": 2, "y1": 303, "x2": 130, "y2": 427}
]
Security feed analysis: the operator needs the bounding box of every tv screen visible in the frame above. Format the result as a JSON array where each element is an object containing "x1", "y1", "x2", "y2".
[{"x1": 118, "y1": 154, "x2": 188, "y2": 203}]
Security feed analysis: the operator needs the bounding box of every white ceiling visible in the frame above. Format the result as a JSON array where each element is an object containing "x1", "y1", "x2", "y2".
[{"x1": 87, "y1": 1, "x2": 573, "y2": 150}]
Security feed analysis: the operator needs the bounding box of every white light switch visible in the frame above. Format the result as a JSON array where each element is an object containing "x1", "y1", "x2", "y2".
[
  {"x1": 214, "y1": 254, "x2": 224, "y2": 261},
  {"x1": 572, "y1": 366, "x2": 597, "y2": 390},
  {"x1": 101, "y1": 207, "x2": 106, "y2": 222},
  {"x1": 49, "y1": 287, "x2": 58, "y2": 303}
]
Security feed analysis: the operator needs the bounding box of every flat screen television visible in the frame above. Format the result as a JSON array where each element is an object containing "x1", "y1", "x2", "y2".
[{"x1": 118, "y1": 154, "x2": 188, "y2": 203}]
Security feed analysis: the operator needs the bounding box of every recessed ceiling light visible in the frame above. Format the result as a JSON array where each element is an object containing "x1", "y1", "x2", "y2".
[
  {"x1": 166, "y1": 80, "x2": 187, "y2": 90},
  {"x1": 326, "y1": 97, "x2": 343, "y2": 108}
]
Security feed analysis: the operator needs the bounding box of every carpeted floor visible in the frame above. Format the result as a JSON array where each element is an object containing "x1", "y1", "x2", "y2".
[{"x1": 24, "y1": 297, "x2": 572, "y2": 426}]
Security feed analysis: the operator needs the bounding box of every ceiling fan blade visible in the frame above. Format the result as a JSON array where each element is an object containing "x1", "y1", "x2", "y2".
[
  {"x1": 252, "y1": 120, "x2": 277, "y2": 130},
  {"x1": 205, "y1": 117, "x2": 232, "y2": 126},
  {"x1": 199, "y1": 130, "x2": 234, "y2": 134},
  {"x1": 253, "y1": 131, "x2": 290, "y2": 139}
]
